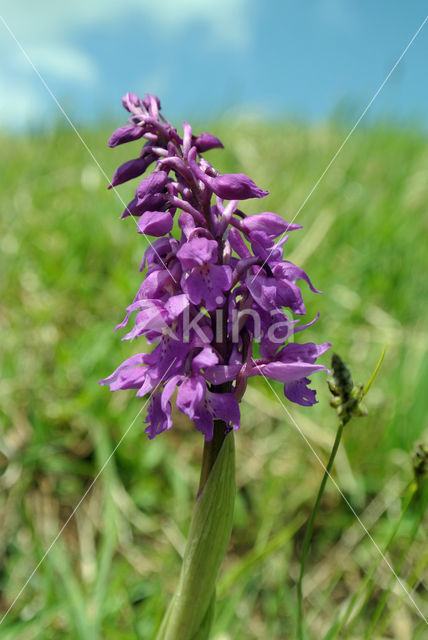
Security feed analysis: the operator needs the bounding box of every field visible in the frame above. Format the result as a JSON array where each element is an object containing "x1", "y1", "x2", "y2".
[{"x1": 0, "y1": 117, "x2": 427, "y2": 639}]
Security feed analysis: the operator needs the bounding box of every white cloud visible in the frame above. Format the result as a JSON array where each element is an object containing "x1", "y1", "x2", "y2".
[
  {"x1": 0, "y1": 77, "x2": 47, "y2": 128},
  {"x1": 0, "y1": 0, "x2": 252, "y2": 128},
  {"x1": 21, "y1": 44, "x2": 98, "y2": 85},
  {"x1": 138, "y1": 0, "x2": 253, "y2": 48},
  {"x1": 1, "y1": 0, "x2": 252, "y2": 48}
]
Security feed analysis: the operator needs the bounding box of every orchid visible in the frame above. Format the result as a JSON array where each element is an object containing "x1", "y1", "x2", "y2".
[
  {"x1": 98, "y1": 93, "x2": 332, "y2": 639},
  {"x1": 99, "y1": 92, "x2": 330, "y2": 443}
]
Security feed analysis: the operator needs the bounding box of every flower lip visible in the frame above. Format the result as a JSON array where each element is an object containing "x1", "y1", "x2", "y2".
[{"x1": 176, "y1": 237, "x2": 218, "y2": 269}]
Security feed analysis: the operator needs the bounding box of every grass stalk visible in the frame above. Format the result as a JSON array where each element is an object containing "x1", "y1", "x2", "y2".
[{"x1": 297, "y1": 421, "x2": 345, "y2": 639}]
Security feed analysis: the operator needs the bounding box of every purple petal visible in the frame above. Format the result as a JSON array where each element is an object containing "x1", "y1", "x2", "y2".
[
  {"x1": 193, "y1": 405, "x2": 214, "y2": 440},
  {"x1": 246, "y1": 274, "x2": 280, "y2": 311},
  {"x1": 259, "y1": 310, "x2": 296, "y2": 358},
  {"x1": 275, "y1": 279, "x2": 306, "y2": 315},
  {"x1": 203, "y1": 264, "x2": 233, "y2": 310},
  {"x1": 250, "y1": 233, "x2": 284, "y2": 263},
  {"x1": 273, "y1": 262, "x2": 322, "y2": 294},
  {"x1": 122, "y1": 92, "x2": 140, "y2": 113},
  {"x1": 256, "y1": 361, "x2": 327, "y2": 383},
  {"x1": 176, "y1": 375, "x2": 206, "y2": 419},
  {"x1": 158, "y1": 156, "x2": 193, "y2": 181},
  {"x1": 109, "y1": 156, "x2": 154, "y2": 188},
  {"x1": 182, "y1": 264, "x2": 232, "y2": 311},
  {"x1": 141, "y1": 237, "x2": 173, "y2": 269},
  {"x1": 137, "y1": 211, "x2": 174, "y2": 236},
  {"x1": 192, "y1": 347, "x2": 219, "y2": 371},
  {"x1": 293, "y1": 313, "x2": 320, "y2": 334},
  {"x1": 135, "y1": 193, "x2": 167, "y2": 215},
  {"x1": 203, "y1": 364, "x2": 242, "y2": 385},
  {"x1": 284, "y1": 377, "x2": 318, "y2": 406},
  {"x1": 189, "y1": 324, "x2": 214, "y2": 347},
  {"x1": 206, "y1": 391, "x2": 240, "y2": 432},
  {"x1": 247, "y1": 273, "x2": 305, "y2": 314},
  {"x1": 241, "y1": 212, "x2": 301, "y2": 237},
  {"x1": 188, "y1": 147, "x2": 268, "y2": 200},
  {"x1": 137, "y1": 341, "x2": 191, "y2": 398},
  {"x1": 181, "y1": 269, "x2": 205, "y2": 306},
  {"x1": 98, "y1": 353, "x2": 148, "y2": 390},
  {"x1": 160, "y1": 375, "x2": 181, "y2": 417},
  {"x1": 136, "y1": 171, "x2": 168, "y2": 200},
  {"x1": 178, "y1": 211, "x2": 196, "y2": 237},
  {"x1": 121, "y1": 194, "x2": 167, "y2": 219},
  {"x1": 142, "y1": 94, "x2": 162, "y2": 119},
  {"x1": 144, "y1": 391, "x2": 171, "y2": 439},
  {"x1": 228, "y1": 228, "x2": 252, "y2": 259},
  {"x1": 182, "y1": 121, "x2": 193, "y2": 157},
  {"x1": 278, "y1": 341, "x2": 332, "y2": 365},
  {"x1": 193, "y1": 132, "x2": 224, "y2": 152},
  {"x1": 205, "y1": 172, "x2": 268, "y2": 200},
  {"x1": 164, "y1": 293, "x2": 190, "y2": 319},
  {"x1": 138, "y1": 269, "x2": 171, "y2": 298},
  {"x1": 136, "y1": 372, "x2": 158, "y2": 397},
  {"x1": 121, "y1": 196, "x2": 142, "y2": 219},
  {"x1": 122, "y1": 304, "x2": 166, "y2": 341},
  {"x1": 177, "y1": 237, "x2": 218, "y2": 270},
  {"x1": 108, "y1": 124, "x2": 145, "y2": 148}
]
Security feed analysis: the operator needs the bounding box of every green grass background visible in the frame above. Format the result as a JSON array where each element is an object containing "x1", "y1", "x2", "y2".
[{"x1": 0, "y1": 118, "x2": 427, "y2": 639}]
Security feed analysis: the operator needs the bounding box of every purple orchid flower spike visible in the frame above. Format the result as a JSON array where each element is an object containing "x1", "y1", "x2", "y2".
[
  {"x1": 100, "y1": 92, "x2": 333, "y2": 640},
  {"x1": 100, "y1": 93, "x2": 331, "y2": 442}
]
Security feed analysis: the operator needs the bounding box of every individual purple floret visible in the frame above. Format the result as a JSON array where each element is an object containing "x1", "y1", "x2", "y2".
[{"x1": 99, "y1": 93, "x2": 331, "y2": 440}]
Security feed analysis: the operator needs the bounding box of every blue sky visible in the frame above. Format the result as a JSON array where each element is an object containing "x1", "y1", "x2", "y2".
[{"x1": 0, "y1": 1, "x2": 427, "y2": 131}]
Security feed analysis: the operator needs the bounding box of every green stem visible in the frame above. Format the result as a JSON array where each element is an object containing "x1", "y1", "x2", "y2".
[
  {"x1": 297, "y1": 421, "x2": 345, "y2": 640},
  {"x1": 156, "y1": 424, "x2": 235, "y2": 640},
  {"x1": 198, "y1": 420, "x2": 227, "y2": 496},
  {"x1": 190, "y1": 591, "x2": 216, "y2": 640}
]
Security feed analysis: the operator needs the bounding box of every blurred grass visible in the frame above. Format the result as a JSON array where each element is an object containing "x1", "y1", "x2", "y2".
[{"x1": 0, "y1": 118, "x2": 427, "y2": 639}]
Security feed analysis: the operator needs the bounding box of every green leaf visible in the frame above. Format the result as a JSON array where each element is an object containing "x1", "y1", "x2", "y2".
[
  {"x1": 156, "y1": 432, "x2": 235, "y2": 640},
  {"x1": 190, "y1": 591, "x2": 216, "y2": 640}
]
